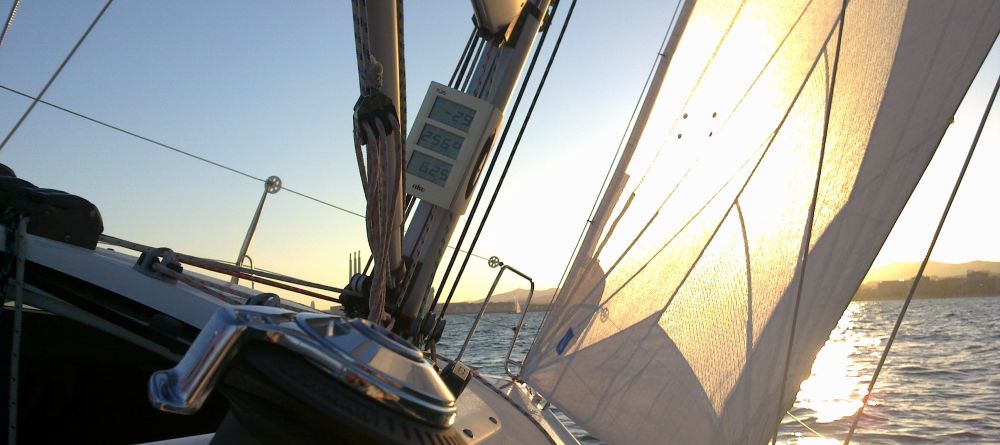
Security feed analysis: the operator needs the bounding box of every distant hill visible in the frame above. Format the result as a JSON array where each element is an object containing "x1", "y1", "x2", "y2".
[
  {"x1": 864, "y1": 260, "x2": 1000, "y2": 283},
  {"x1": 473, "y1": 287, "x2": 557, "y2": 305}
]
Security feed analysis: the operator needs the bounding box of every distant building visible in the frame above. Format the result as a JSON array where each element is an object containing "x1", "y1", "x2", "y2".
[{"x1": 855, "y1": 270, "x2": 1000, "y2": 300}]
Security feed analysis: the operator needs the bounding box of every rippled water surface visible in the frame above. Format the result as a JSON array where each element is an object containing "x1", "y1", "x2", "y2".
[{"x1": 438, "y1": 296, "x2": 1000, "y2": 444}]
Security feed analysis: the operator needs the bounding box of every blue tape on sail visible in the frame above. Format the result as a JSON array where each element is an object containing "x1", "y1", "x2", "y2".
[{"x1": 556, "y1": 328, "x2": 574, "y2": 355}]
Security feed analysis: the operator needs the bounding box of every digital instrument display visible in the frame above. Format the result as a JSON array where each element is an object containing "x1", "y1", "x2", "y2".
[
  {"x1": 406, "y1": 82, "x2": 502, "y2": 212},
  {"x1": 407, "y1": 151, "x2": 452, "y2": 186},
  {"x1": 429, "y1": 97, "x2": 477, "y2": 132},
  {"x1": 416, "y1": 124, "x2": 465, "y2": 160}
]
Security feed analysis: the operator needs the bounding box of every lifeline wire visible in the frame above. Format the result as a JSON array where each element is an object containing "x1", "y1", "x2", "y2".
[
  {"x1": 0, "y1": 83, "x2": 495, "y2": 267},
  {"x1": 0, "y1": 84, "x2": 366, "y2": 219},
  {"x1": 844, "y1": 69, "x2": 1000, "y2": 445},
  {"x1": 0, "y1": 0, "x2": 113, "y2": 153}
]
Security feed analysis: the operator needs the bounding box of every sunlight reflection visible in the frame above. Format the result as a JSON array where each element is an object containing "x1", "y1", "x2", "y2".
[
  {"x1": 788, "y1": 437, "x2": 841, "y2": 445},
  {"x1": 794, "y1": 303, "x2": 878, "y2": 424}
]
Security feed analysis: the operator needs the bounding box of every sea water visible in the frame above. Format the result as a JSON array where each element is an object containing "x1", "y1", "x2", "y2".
[{"x1": 437, "y1": 296, "x2": 1000, "y2": 444}]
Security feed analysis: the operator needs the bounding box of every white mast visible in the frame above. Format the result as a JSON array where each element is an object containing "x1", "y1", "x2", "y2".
[{"x1": 396, "y1": 0, "x2": 555, "y2": 328}]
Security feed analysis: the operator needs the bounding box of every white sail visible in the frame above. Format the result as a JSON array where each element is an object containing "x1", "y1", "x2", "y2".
[
  {"x1": 521, "y1": 1, "x2": 1000, "y2": 444},
  {"x1": 514, "y1": 296, "x2": 522, "y2": 314}
]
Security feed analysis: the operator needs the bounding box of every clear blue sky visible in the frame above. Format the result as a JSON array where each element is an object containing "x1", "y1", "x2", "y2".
[{"x1": 0, "y1": 1, "x2": 997, "y2": 307}]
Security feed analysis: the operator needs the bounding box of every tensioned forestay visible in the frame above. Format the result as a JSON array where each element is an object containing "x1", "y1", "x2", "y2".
[{"x1": 520, "y1": 1, "x2": 1000, "y2": 444}]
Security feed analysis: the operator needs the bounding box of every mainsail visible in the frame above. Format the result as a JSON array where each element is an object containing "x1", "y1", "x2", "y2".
[{"x1": 521, "y1": 1, "x2": 1000, "y2": 444}]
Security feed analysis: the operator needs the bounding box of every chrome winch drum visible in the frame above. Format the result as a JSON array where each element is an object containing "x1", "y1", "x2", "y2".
[{"x1": 148, "y1": 306, "x2": 460, "y2": 444}]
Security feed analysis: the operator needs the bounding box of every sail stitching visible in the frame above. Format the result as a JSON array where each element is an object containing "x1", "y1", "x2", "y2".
[
  {"x1": 736, "y1": 200, "x2": 753, "y2": 434},
  {"x1": 529, "y1": 0, "x2": 688, "y2": 363},
  {"x1": 844, "y1": 6, "x2": 1000, "y2": 443}
]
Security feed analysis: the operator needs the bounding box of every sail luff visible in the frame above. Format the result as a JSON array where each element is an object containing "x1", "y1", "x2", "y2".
[{"x1": 572, "y1": 0, "x2": 697, "y2": 266}]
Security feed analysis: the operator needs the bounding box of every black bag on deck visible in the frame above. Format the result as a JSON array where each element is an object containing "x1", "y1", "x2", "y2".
[{"x1": 0, "y1": 175, "x2": 104, "y2": 250}]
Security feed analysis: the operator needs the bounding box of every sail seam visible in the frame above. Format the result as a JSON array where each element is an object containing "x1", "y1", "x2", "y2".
[{"x1": 770, "y1": 1, "x2": 849, "y2": 442}]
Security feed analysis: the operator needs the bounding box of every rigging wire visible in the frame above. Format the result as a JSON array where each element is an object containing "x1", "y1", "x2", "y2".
[
  {"x1": 438, "y1": 0, "x2": 579, "y2": 319},
  {"x1": 787, "y1": 411, "x2": 826, "y2": 439},
  {"x1": 461, "y1": 38, "x2": 486, "y2": 92},
  {"x1": 772, "y1": 1, "x2": 848, "y2": 442},
  {"x1": 450, "y1": 27, "x2": 477, "y2": 87},
  {"x1": 0, "y1": 0, "x2": 112, "y2": 153},
  {"x1": 0, "y1": 83, "x2": 495, "y2": 271},
  {"x1": 426, "y1": 0, "x2": 563, "y2": 319},
  {"x1": 441, "y1": 0, "x2": 576, "y2": 315},
  {"x1": 0, "y1": 84, "x2": 367, "y2": 219},
  {"x1": 524, "y1": 1, "x2": 685, "y2": 357},
  {"x1": 843, "y1": 69, "x2": 1000, "y2": 445},
  {"x1": 99, "y1": 234, "x2": 353, "y2": 298},
  {"x1": 0, "y1": 0, "x2": 21, "y2": 48}
]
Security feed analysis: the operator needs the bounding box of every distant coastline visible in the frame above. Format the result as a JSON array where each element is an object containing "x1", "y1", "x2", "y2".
[
  {"x1": 855, "y1": 270, "x2": 1000, "y2": 301},
  {"x1": 442, "y1": 302, "x2": 550, "y2": 315},
  {"x1": 437, "y1": 261, "x2": 1000, "y2": 312}
]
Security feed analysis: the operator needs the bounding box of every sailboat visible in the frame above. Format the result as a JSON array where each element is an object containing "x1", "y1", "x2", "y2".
[
  {"x1": 513, "y1": 295, "x2": 522, "y2": 314},
  {"x1": 1, "y1": 0, "x2": 998, "y2": 444}
]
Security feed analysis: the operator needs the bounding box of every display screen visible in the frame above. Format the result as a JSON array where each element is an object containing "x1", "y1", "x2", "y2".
[
  {"x1": 416, "y1": 124, "x2": 465, "y2": 160},
  {"x1": 429, "y1": 97, "x2": 477, "y2": 132},
  {"x1": 407, "y1": 151, "x2": 452, "y2": 187}
]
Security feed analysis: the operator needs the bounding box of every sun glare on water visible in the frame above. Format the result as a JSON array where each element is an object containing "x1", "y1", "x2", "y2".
[{"x1": 793, "y1": 303, "x2": 878, "y2": 425}]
